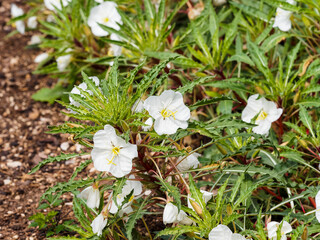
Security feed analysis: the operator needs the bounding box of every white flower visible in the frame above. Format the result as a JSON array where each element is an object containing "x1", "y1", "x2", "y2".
[
  {"x1": 209, "y1": 225, "x2": 246, "y2": 240},
  {"x1": 143, "y1": 90, "x2": 190, "y2": 135},
  {"x1": 316, "y1": 190, "x2": 320, "y2": 222},
  {"x1": 273, "y1": 0, "x2": 295, "y2": 32},
  {"x1": 267, "y1": 221, "x2": 292, "y2": 240},
  {"x1": 27, "y1": 16, "x2": 37, "y2": 29},
  {"x1": 91, "y1": 213, "x2": 108, "y2": 236},
  {"x1": 69, "y1": 76, "x2": 100, "y2": 106},
  {"x1": 34, "y1": 53, "x2": 49, "y2": 63},
  {"x1": 78, "y1": 186, "x2": 100, "y2": 209},
  {"x1": 241, "y1": 94, "x2": 283, "y2": 135},
  {"x1": 88, "y1": 1, "x2": 122, "y2": 37},
  {"x1": 44, "y1": 0, "x2": 70, "y2": 11},
  {"x1": 109, "y1": 175, "x2": 142, "y2": 214},
  {"x1": 163, "y1": 202, "x2": 191, "y2": 225},
  {"x1": 29, "y1": 35, "x2": 42, "y2": 45},
  {"x1": 187, "y1": 190, "x2": 213, "y2": 211},
  {"x1": 57, "y1": 49, "x2": 72, "y2": 71},
  {"x1": 91, "y1": 125, "x2": 138, "y2": 178},
  {"x1": 11, "y1": 4, "x2": 25, "y2": 34},
  {"x1": 142, "y1": 118, "x2": 153, "y2": 131},
  {"x1": 110, "y1": 34, "x2": 122, "y2": 56},
  {"x1": 177, "y1": 152, "x2": 200, "y2": 172}
]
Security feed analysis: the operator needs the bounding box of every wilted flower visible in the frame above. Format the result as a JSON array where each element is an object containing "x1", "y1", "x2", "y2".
[
  {"x1": 87, "y1": 1, "x2": 122, "y2": 37},
  {"x1": 209, "y1": 224, "x2": 246, "y2": 240},
  {"x1": 163, "y1": 202, "x2": 191, "y2": 225},
  {"x1": 11, "y1": 4, "x2": 25, "y2": 34},
  {"x1": 91, "y1": 213, "x2": 108, "y2": 236},
  {"x1": 273, "y1": 0, "x2": 295, "y2": 32},
  {"x1": 69, "y1": 76, "x2": 100, "y2": 108},
  {"x1": 34, "y1": 52, "x2": 49, "y2": 63},
  {"x1": 91, "y1": 125, "x2": 138, "y2": 178},
  {"x1": 46, "y1": 14, "x2": 55, "y2": 23},
  {"x1": 78, "y1": 185, "x2": 100, "y2": 209},
  {"x1": 241, "y1": 94, "x2": 283, "y2": 135},
  {"x1": 267, "y1": 221, "x2": 292, "y2": 240},
  {"x1": 27, "y1": 16, "x2": 37, "y2": 29},
  {"x1": 109, "y1": 175, "x2": 142, "y2": 215},
  {"x1": 44, "y1": 0, "x2": 70, "y2": 11},
  {"x1": 143, "y1": 90, "x2": 190, "y2": 135},
  {"x1": 57, "y1": 48, "x2": 72, "y2": 71},
  {"x1": 316, "y1": 190, "x2": 320, "y2": 222},
  {"x1": 176, "y1": 152, "x2": 200, "y2": 172},
  {"x1": 187, "y1": 190, "x2": 213, "y2": 211}
]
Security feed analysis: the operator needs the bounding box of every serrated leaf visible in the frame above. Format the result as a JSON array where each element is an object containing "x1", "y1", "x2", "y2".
[{"x1": 29, "y1": 152, "x2": 89, "y2": 174}]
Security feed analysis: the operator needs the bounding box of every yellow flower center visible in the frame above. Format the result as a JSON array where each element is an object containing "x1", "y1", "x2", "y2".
[
  {"x1": 257, "y1": 110, "x2": 268, "y2": 121},
  {"x1": 104, "y1": 17, "x2": 109, "y2": 23},
  {"x1": 112, "y1": 146, "x2": 120, "y2": 155},
  {"x1": 160, "y1": 109, "x2": 177, "y2": 120},
  {"x1": 106, "y1": 146, "x2": 120, "y2": 166},
  {"x1": 129, "y1": 195, "x2": 134, "y2": 202}
]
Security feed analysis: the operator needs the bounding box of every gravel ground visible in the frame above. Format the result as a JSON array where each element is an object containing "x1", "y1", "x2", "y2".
[{"x1": 0, "y1": 1, "x2": 82, "y2": 239}]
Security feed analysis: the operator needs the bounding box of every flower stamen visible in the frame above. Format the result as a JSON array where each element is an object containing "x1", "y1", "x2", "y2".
[
  {"x1": 104, "y1": 17, "x2": 109, "y2": 22},
  {"x1": 160, "y1": 109, "x2": 177, "y2": 120},
  {"x1": 106, "y1": 146, "x2": 121, "y2": 166},
  {"x1": 257, "y1": 110, "x2": 268, "y2": 121}
]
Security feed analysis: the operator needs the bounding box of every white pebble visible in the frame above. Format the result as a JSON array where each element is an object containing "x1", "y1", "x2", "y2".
[{"x1": 60, "y1": 142, "x2": 70, "y2": 151}]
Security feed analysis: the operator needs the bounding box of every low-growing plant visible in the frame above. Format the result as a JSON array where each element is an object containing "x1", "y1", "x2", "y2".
[{"x1": 8, "y1": 0, "x2": 320, "y2": 239}]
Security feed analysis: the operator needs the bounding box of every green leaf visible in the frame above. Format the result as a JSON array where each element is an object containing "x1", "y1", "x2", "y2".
[
  {"x1": 32, "y1": 85, "x2": 66, "y2": 104},
  {"x1": 155, "y1": 226, "x2": 200, "y2": 238},
  {"x1": 227, "y1": 53, "x2": 255, "y2": 66},
  {"x1": 125, "y1": 197, "x2": 149, "y2": 240},
  {"x1": 189, "y1": 97, "x2": 234, "y2": 111},
  {"x1": 157, "y1": 177, "x2": 181, "y2": 210},
  {"x1": 29, "y1": 152, "x2": 89, "y2": 174},
  {"x1": 299, "y1": 105, "x2": 315, "y2": 138}
]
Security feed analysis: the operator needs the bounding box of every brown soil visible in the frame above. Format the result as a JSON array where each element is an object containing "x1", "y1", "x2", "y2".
[
  {"x1": 0, "y1": 1, "x2": 80, "y2": 239},
  {"x1": 0, "y1": 1, "x2": 165, "y2": 239}
]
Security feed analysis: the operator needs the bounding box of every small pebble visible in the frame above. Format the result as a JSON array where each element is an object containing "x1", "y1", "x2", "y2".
[
  {"x1": 7, "y1": 161, "x2": 22, "y2": 168},
  {"x1": 60, "y1": 142, "x2": 70, "y2": 151}
]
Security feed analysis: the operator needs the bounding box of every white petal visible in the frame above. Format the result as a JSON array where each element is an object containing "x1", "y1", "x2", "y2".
[
  {"x1": 30, "y1": 35, "x2": 42, "y2": 44},
  {"x1": 16, "y1": 21, "x2": 25, "y2": 34},
  {"x1": 200, "y1": 190, "x2": 213, "y2": 203},
  {"x1": 252, "y1": 120, "x2": 271, "y2": 135},
  {"x1": 87, "y1": 188, "x2": 100, "y2": 209},
  {"x1": 143, "y1": 95, "x2": 163, "y2": 119},
  {"x1": 34, "y1": 53, "x2": 49, "y2": 63},
  {"x1": 11, "y1": 4, "x2": 24, "y2": 17},
  {"x1": 177, "y1": 153, "x2": 200, "y2": 172},
  {"x1": 93, "y1": 126, "x2": 116, "y2": 149},
  {"x1": 208, "y1": 225, "x2": 233, "y2": 240},
  {"x1": 163, "y1": 202, "x2": 178, "y2": 224},
  {"x1": 142, "y1": 118, "x2": 153, "y2": 131},
  {"x1": 27, "y1": 16, "x2": 37, "y2": 29},
  {"x1": 154, "y1": 117, "x2": 179, "y2": 135},
  {"x1": 92, "y1": 148, "x2": 113, "y2": 172},
  {"x1": 91, "y1": 214, "x2": 107, "y2": 236},
  {"x1": 231, "y1": 233, "x2": 246, "y2": 240},
  {"x1": 241, "y1": 94, "x2": 262, "y2": 123},
  {"x1": 316, "y1": 190, "x2": 320, "y2": 222},
  {"x1": 273, "y1": 8, "x2": 292, "y2": 32},
  {"x1": 281, "y1": 221, "x2": 292, "y2": 234},
  {"x1": 267, "y1": 221, "x2": 279, "y2": 239}
]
